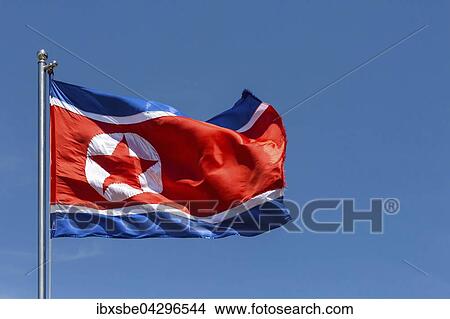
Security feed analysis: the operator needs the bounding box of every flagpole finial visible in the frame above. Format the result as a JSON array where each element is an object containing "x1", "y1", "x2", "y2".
[
  {"x1": 37, "y1": 49, "x2": 48, "y2": 62},
  {"x1": 45, "y1": 60, "x2": 58, "y2": 75}
]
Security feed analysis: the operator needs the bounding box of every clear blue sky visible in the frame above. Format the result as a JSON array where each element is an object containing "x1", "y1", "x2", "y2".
[{"x1": 1, "y1": 0, "x2": 449, "y2": 298}]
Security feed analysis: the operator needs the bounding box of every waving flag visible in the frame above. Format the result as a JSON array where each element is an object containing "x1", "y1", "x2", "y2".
[{"x1": 50, "y1": 80, "x2": 289, "y2": 238}]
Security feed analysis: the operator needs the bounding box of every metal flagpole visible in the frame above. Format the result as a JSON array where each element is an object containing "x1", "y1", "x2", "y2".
[
  {"x1": 37, "y1": 49, "x2": 57, "y2": 299},
  {"x1": 37, "y1": 49, "x2": 48, "y2": 299},
  {"x1": 47, "y1": 70, "x2": 56, "y2": 300}
]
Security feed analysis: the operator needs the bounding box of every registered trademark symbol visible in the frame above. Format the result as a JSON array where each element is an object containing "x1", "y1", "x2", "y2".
[{"x1": 384, "y1": 198, "x2": 400, "y2": 214}]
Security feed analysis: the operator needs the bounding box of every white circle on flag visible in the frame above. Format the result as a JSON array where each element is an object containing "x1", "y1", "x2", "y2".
[{"x1": 85, "y1": 133, "x2": 163, "y2": 202}]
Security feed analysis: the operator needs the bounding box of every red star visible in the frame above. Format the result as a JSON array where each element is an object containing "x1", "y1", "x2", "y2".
[{"x1": 91, "y1": 136, "x2": 158, "y2": 193}]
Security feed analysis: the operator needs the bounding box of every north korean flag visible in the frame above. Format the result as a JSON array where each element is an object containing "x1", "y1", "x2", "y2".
[{"x1": 50, "y1": 80, "x2": 290, "y2": 239}]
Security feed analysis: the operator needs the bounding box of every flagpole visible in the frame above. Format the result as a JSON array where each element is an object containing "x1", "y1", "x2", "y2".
[{"x1": 37, "y1": 49, "x2": 48, "y2": 299}]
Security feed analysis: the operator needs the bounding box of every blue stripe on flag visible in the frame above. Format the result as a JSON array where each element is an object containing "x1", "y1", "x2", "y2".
[
  {"x1": 50, "y1": 80, "x2": 182, "y2": 117},
  {"x1": 51, "y1": 198, "x2": 291, "y2": 239},
  {"x1": 207, "y1": 89, "x2": 262, "y2": 130},
  {"x1": 51, "y1": 80, "x2": 264, "y2": 132}
]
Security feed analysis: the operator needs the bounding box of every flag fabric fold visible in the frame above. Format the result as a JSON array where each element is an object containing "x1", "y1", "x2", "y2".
[{"x1": 50, "y1": 80, "x2": 290, "y2": 238}]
